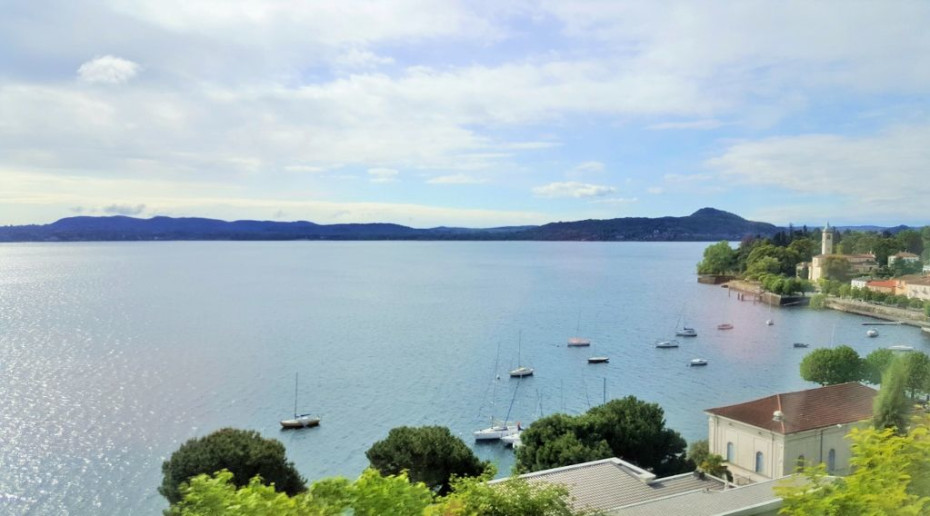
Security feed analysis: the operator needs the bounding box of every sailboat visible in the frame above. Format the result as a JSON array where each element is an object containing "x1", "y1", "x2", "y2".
[
  {"x1": 510, "y1": 331, "x2": 534, "y2": 378},
  {"x1": 280, "y1": 373, "x2": 320, "y2": 429},
  {"x1": 567, "y1": 312, "x2": 591, "y2": 346},
  {"x1": 474, "y1": 382, "x2": 521, "y2": 441},
  {"x1": 587, "y1": 341, "x2": 609, "y2": 363}
]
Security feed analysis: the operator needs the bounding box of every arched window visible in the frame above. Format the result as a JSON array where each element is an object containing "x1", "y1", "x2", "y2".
[
  {"x1": 827, "y1": 448, "x2": 836, "y2": 472},
  {"x1": 796, "y1": 454, "x2": 805, "y2": 469},
  {"x1": 755, "y1": 451, "x2": 764, "y2": 473},
  {"x1": 726, "y1": 442, "x2": 734, "y2": 462}
]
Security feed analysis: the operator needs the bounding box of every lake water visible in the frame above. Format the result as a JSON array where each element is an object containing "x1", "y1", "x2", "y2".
[{"x1": 1, "y1": 241, "x2": 927, "y2": 514}]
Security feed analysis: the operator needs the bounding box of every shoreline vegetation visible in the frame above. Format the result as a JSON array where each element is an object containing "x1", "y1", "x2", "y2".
[{"x1": 696, "y1": 223, "x2": 930, "y2": 330}]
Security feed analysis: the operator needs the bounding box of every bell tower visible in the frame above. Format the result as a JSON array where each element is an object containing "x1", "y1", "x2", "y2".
[{"x1": 821, "y1": 223, "x2": 834, "y2": 255}]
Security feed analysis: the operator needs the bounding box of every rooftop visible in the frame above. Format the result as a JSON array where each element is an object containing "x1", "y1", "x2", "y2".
[
  {"x1": 867, "y1": 279, "x2": 898, "y2": 287},
  {"x1": 612, "y1": 478, "x2": 785, "y2": 516},
  {"x1": 705, "y1": 382, "x2": 877, "y2": 434},
  {"x1": 495, "y1": 458, "x2": 725, "y2": 513}
]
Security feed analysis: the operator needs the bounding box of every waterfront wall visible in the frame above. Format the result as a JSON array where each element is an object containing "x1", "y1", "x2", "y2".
[{"x1": 824, "y1": 298, "x2": 930, "y2": 329}]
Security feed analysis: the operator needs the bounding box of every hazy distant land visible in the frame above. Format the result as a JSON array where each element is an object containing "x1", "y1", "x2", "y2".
[{"x1": 0, "y1": 208, "x2": 913, "y2": 243}]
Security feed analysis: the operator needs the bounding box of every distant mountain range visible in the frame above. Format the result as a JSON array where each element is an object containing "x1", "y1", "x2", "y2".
[{"x1": 0, "y1": 208, "x2": 790, "y2": 242}]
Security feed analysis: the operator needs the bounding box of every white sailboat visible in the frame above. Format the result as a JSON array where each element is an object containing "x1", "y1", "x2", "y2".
[
  {"x1": 509, "y1": 331, "x2": 534, "y2": 377},
  {"x1": 280, "y1": 373, "x2": 320, "y2": 429},
  {"x1": 474, "y1": 382, "x2": 522, "y2": 441}
]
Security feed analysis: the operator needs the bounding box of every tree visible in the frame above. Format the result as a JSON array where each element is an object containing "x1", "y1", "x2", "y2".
[
  {"x1": 170, "y1": 468, "x2": 433, "y2": 516},
  {"x1": 428, "y1": 465, "x2": 573, "y2": 516},
  {"x1": 160, "y1": 428, "x2": 306, "y2": 505},
  {"x1": 903, "y1": 351, "x2": 930, "y2": 399},
  {"x1": 862, "y1": 348, "x2": 895, "y2": 385},
  {"x1": 873, "y1": 357, "x2": 910, "y2": 434},
  {"x1": 799, "y1": 346, "x2": 863, "y2": 386},
  {"x1": 516, "y1": 397, "x2": 692, "y2": 477},
  {"x1": 697, "y1": 241, "x2": 737, "y2": 275},
  {"x1": 366, "y1": 425, "x2": 488, "y2": 495},
  {"x1": 821, "y1": 256, "x2": 852, "y2": 282},
  {"x1": 777, "y1": 414, "x2": 930, "y2": 515}
]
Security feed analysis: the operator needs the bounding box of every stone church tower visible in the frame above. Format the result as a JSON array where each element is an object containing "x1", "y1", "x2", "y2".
[{"x1": 821, "y1": 223, "x2": 834, "y2": 255}]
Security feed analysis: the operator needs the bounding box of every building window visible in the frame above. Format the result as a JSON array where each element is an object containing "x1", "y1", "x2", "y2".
[
  {"x1": 755, "y1": 451, "x2": 764, "y2": 473},
  {"x1": 828, "y1": 448, "x2": 836, "y2": 472},
  {"x1": 726, "y1": 442, "x2": 734, "y2": 462},
  {"x1": 796, "y1": 454, "x2": 805, "y2": 469}
]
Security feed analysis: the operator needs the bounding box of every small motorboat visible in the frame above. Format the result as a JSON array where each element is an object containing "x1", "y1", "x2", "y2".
[
  {"x1": 765, "y1": 319, "x2": 774, "y2": 326},
  {"x1": 655, "y1": 340, "x2": 680, "y2": 349},
  {"x1": 793, "y1": 342, "x2": 809, "y2": 348},
  {"x1": 567, "y1": 337, "x2": 591, "y2": 347},
  {"x1": 717, "y1": 323, "x2": 734, "y2": 330},
  {"x1": 676, "y1": 327, "x2": 698, "y2": 337},
  {"x1": 689, "y1": 358, "x2": 708, "y2": 367},
  {"x1": 588, "y1": 356, "x2": 609, "y2": 364},
  {"x1": 866, "y1": 329, "x2": 879, "y2": 338}
]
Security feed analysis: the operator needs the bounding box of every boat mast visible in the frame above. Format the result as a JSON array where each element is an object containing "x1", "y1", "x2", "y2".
[{"x1": 293, "y1": 372, "x2": 299, "y2": 418}]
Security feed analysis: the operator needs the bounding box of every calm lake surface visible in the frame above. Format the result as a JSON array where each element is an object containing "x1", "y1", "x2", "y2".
[{"x1": 1, "y1": 241, "x2": 928, "y2": 514}]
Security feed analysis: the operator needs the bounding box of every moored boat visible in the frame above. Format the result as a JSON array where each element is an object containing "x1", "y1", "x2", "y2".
[
  {"x1": 567, "y1": 337, "x2": 591, "y2": 347},
  {"x1": 888, "y1": 345, "x2": 914, "y2": 352},
  {"x1": 655, "y1": 339, "x2": 679, "y2": 349},
  {"x1": 281, "y1": 373, "x2": 321, "y2": 430},
  {"x1": 867, "y1": 329, "x2": 879, "y2": 338},
  {"x1": 717, "y1": 323, "x2": 734, "y2": 330},
  {"x1": 675, "y1": 327, "x2": 698, "y2": 337},
  {"x1": 689, "y1": 358, "x2": 708, "y2": 367},
  {"x1": 793, "y1": 342, "x2": 809, "y2": 348},
  {"x1": 587, "y1": 356, "x2": 609, "y2": 363}
]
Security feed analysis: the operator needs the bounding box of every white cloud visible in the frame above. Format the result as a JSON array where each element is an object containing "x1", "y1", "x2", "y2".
[
  {"x1": 532, "y1": 181, "x2": 616, "y2": 198},
  {"x1": 426, "y1": 174, "x2": 487, "y2": 184},
  {"x1": 590, "y1": 197, "x2": 638, "y2": 205},
  {"x1": 77, "y1": 56, "x2": 141, "y2": 84},
  {"x1": 571, "y1": 161, "x2": 605, "y2": 174},
  {"x1": 706, "y1": 124, "x2": 930, "y2": 217},
  {"x1": 648, "y1": 119, "x2": 722, "y2": 130},
  {"x1": 284, "y1": 165, "x2": 328, "y2": 173},
  {"x1": 335, "y1": 49, "x2": 395, "y2": 69},
  {"x1": 368, "y1": 167, "x2": 399, "y2": 183},
  {"x1": 647, "y1": 187, "x2": 664, "y2": 194},
  {"x1": 103, "y1": 203, "x2": 146, "y2": 215}
]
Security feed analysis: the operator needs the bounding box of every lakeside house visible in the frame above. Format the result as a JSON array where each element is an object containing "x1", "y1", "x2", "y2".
[{"x1": 705, "y1": 382, "x2": 877, "y2": 485}]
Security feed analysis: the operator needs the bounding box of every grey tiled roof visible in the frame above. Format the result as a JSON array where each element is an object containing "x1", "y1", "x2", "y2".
[
  {"x1": 499, "y1": 458, "x2": 725, "y2": 513},
  {"x1": 611, "y1": 478, "x2": 783, "y2": 515}
]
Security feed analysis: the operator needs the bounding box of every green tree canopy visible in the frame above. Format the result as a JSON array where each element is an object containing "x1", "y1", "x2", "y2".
[
  {"x1": 516, "y1": 396, "x2": 692, "y2": 477},
  {"x1": 873, "y1": 357, "x2": 911, "y2": 434},
  {"x1": 697, "y1": 241, "x2": 737, "y2": 275},
  {"x1": 429, "y1": 465, "x2": 574, "y2": 516},
  {"x1": 799, "y1": 346, "x2": 863, "y2": 386},
  {"x1": 862, "y1": 348, "x2": 895, "y2": 385},
  {"x1": 365, "y1": 425, "x2": 488, "y2": 495},
  {"x1": 160, "y1": 428, "x2": 306, "y2": 505},
  {"x1": 902, "y1": 351, "x2": 930, "y2": 399},
  {"x1": 169, "y1": 468, "x2": 433, "y2": 516},
  {"x1": 777, "y1": 414, "x2": 930, "y2": 515}
]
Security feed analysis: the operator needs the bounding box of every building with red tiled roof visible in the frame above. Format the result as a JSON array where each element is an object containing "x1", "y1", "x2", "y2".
[
  {"x1": 866, "y1": 279, "x2": 900, "y2": 295},
  {"x1": 705, "y1": 382, "x2": 877, "y2": 484}
]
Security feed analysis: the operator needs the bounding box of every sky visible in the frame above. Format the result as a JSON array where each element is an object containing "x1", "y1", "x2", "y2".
[{"x1": 2, "y1": 1, "x2": 930, "y2": 228}]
